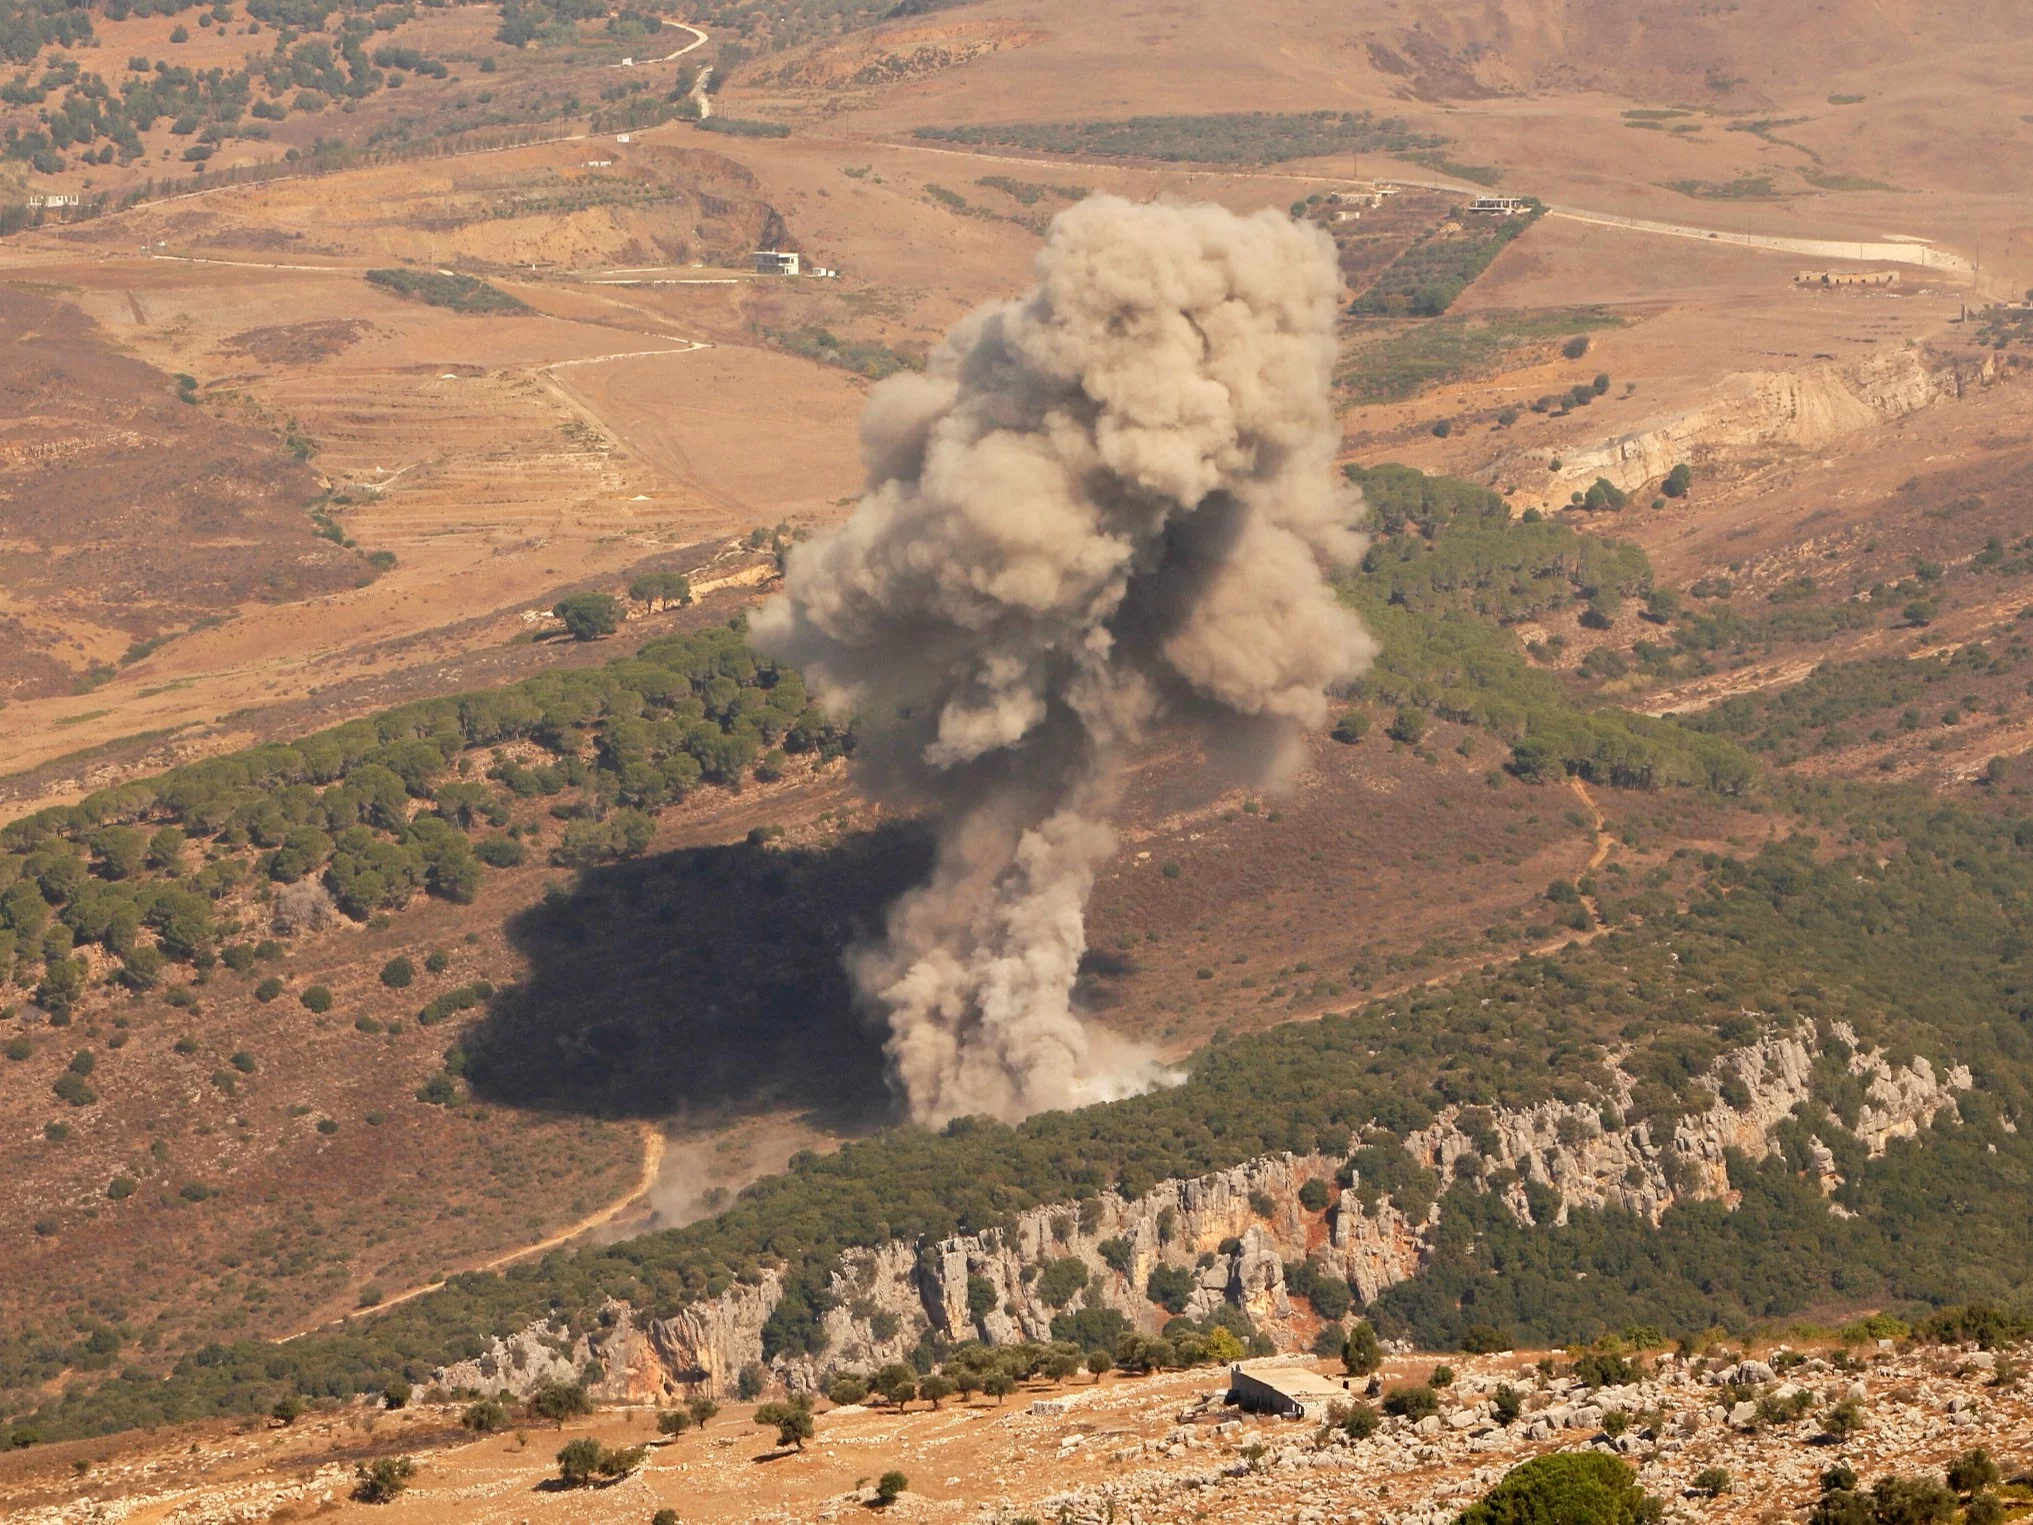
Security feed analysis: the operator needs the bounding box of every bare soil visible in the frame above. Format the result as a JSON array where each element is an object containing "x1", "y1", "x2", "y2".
[
  {"x1": 4, "y1": 1342, "x2": 2028, "y2": 1525},
  {"x1": 0, "y1": 284, "x2": 362, "y2": 701}
]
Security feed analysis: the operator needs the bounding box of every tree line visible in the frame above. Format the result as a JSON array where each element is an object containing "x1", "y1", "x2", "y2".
[{"x1": 13, "y1": 776, "x2": 2033, "y2": 1439}]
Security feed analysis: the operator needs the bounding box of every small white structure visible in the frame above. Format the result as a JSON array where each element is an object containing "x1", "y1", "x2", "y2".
[
  {"x1": 753, "y1": 249, "x2": 801, "y2": 276},
  {"x1": 1467, "y1": 196, "x2": 1532, "y2": 216},
  {"x1": 1227, "y1": 1361, "x2": 1352, "y2": 1421},
  {"x1": 28, "y1": 193, "x2": 80, "y2": 208}
]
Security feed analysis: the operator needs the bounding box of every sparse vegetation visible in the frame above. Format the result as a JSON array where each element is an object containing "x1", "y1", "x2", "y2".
[
  {"x1": 1342, "y1": 1320, "x2": 1382, "y2": 1376},
  {"x1": 696, "y1": 114, "x2": 790, "y2": 138},
  {"x1": 1348, "y1": 203, "x2": 1543, "y2": 318},
  {"x1": 1339, "y1": 308, "x2": 1621, "y2": 405},
  {"x1": 554, "y1": 1436, "x2": 600, "y2": 1485},
  {"x1": 914, "y1": 111, "x2": 1445, "y2": 166},
  {"x1": 352, "y1": 1455, "x2": 414, "y2": 1503},
  {"x1": 551, "y1": 593, "x2": 623, "y2": 642},
  {"x1": 629, "y1": 572, "x2": 693, "y2": 611},
  {"x1": 1395, "y1": 150, "x2": 1506, "y2": 186},
  {"x1": 975, "y1": 175, "x2": 1087, "y2": 207},
  {"x1": 524, "y1": 1379, "x2": 594, "y2": 1424},
  {"x1": 363, "y1": 269, "x2": 529, "y2": 314},
  {"x1": 762, "y1": 325, "x2": 922, "y2": 380},
  {"x1": 1382, "y1": 1383, "x2": 1439, "y2": 1419},
  {"x1": 754, "y1": 1391, "x2": 814, "y2": 1450},
  {"x1": 1666, "y1": 175, "x2": 1782, "y2": 200},
  {"x1": 1811, "y1": 1471, "x2": 1958, "y2": 1525},
  {"x1": 1692, "y1": 1466, "x2": 1732, "y2": 1497}
]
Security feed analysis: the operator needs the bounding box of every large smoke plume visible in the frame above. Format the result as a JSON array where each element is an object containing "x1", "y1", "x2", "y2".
[{"x1": 752, "y1": 196, "x2": 1376, "y2": 1127}]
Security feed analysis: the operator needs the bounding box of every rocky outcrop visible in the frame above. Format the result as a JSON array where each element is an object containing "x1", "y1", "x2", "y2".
[
  {"x1": 917, "y1": 1154, "x2": 1321, "y2": 1351},
  {"x1": 434, "y1": 1316, "x2": 595, "y2": 1398},
  {"x1": 1405, "y1": 1024, "x2": 1969, "y2": 1228},
  {"x1": 468, "y1": 1025, "x2": 1974, "y2": 1402},
  {"x1": 1854, "y1": 1050, "x2": 1973, "y2": 1155},
  {"x1": 1501, "y1": 346, "x2": 2000, "y2": 501},
  {"x1": 1326, "y1": 1195, "x2": 1430, "y2": 1306},
  {"x1": 572, "y1": 1155, "x2": 1360, "y2": 1402}
]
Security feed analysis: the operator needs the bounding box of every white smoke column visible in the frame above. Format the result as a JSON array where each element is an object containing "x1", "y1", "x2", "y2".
[{"x1": 751, "y1": 196, "x2": 1377, "y2": 1127}]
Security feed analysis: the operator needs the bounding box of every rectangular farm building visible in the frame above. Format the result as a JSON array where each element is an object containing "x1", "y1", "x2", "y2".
[
  {"x1": 1795, "y1": 269, "x2": 1899, "y2": 287},
  {"x1": 1227, "y1": 1361, "x2": 1352, "y2": 1420}
]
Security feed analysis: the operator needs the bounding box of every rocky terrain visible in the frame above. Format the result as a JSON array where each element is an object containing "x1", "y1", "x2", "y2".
[
  {"x1": 427, "y1": 1024, "x2": 1974, "y2": 1406},
  {"x1": 1012, "y1": 1340, "x2": 2031, "y2": 1525},
  {"x1": 5, "y1": 1336, "x2": 2026, "y2": 1524}
]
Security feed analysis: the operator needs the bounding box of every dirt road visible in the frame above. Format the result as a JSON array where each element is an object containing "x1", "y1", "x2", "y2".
[
  {"x1": 855, "y1": 139, "x2": 1973, "y2": 276},
  {"x1": 283, "y1": 1125, "x2": 666, "y2": 1341},
  {"x1": 1545, "y1": 207, "x2": 1973, "y2": 275},
  {"x1": 617, "y1": 18, "x2": 706, "y2": 65}
]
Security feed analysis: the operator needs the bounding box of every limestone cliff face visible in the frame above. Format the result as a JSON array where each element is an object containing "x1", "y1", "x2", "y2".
[
  {"x1": 1506, "y1": 346, "x2": 2000, "y2": 500},
  {"x1": 1325, "y1": 1194, "x2": 1430, "y2": 1306},
  {"x1": 434, "y1": 1318, "x2": 597, "y2": 1398},
  {"x1": 1405, "y1": 1025, "x2": 1970, "y2": 1228},
  {"x1": 447, "y1": 1025, "x2": 1972, "y2": 1401},
  {"x1": 534, "y1": 1156, "x2": 1364, "y2": 1403},
  {"x1": 1854, "y1": 1048, "x2": 1973, "y2": 1155},
  {"x1": 636, "y1": 1274, "x2": 784, "y2": 1398}
]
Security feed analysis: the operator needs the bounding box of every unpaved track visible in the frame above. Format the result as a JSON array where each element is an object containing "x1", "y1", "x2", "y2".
[
  {"x1": 283, "y1": 1125, "x2": 666, "y2": 1341},
  {"x1": 1545, "y1": 207, "x2": 1973, "y2": 275},
  {"x1": 849, "y1": 137, "x2": 1973, "y2": 275},
  {"x1": 614, "y1": 18, "x2": 706, "y2": 65}
]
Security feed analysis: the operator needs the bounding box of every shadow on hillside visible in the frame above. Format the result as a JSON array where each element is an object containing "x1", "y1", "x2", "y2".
[{"x1": 464, "y1": 822, "x2": 932, "y2": 1131}]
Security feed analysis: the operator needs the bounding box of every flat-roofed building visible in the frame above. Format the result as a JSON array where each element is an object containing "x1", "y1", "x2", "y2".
[{"x1": 1227, "y1": 1360, "x2": 1352, "y2": 1420}]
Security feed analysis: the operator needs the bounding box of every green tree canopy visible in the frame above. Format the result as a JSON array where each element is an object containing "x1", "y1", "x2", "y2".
[
  {"x1": 1457, "y1": 1452, "x2": 1663, "y2": 1525},
  {"x1": 553, "y1": 593, "x2": 622, "y2": 642}
]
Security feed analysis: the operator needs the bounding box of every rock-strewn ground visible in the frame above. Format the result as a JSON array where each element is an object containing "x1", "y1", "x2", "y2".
[{"x1": 4, "y1": 1341, "x2": 2025, "y2": 1524}]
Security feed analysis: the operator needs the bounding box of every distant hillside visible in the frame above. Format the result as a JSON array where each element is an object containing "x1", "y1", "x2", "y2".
[
  {"x1": 11, "y1": 471, "x2": 2033, "y2": 1442},
  {"x1": 0, "y1": 288, "x2": 366, "y2": 703},
  {"x1": 1335, "y1": 0, "x2": 2032, "y2": 102},
  {"x1": 14, "y1": 770, "x2": 2033, "y2": 1438}
]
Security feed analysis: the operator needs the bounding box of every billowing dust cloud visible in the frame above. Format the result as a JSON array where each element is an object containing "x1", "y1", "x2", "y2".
[{"x1": 751, "y1": 195, "x2": 1377, "y2": 1127}]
